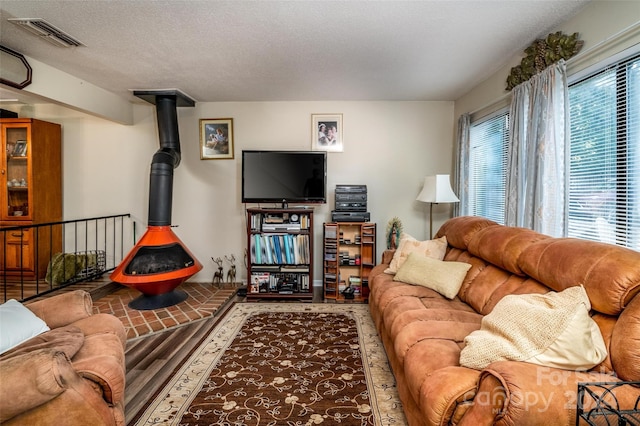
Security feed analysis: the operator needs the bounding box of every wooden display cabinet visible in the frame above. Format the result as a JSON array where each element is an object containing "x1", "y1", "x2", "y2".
[
  {"x1": 246, "y1": 208, "x2": 313, "y2": 300},
  {"x1": 1, "y1": 118, "x2": 62, "y2": 278},
  {"x1": 323, "y1": 222, "x2": 376, "y2": 302}
]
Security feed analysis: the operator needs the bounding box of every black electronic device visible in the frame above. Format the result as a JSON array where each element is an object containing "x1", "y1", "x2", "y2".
[
  {"x1": 335, "y1": 184, "x2": 367, "y2": 193},
  {"x1": 331, "y1": 211, "x2": 370, "y2": 222},
  {"x1": 335, "y1": 192, "x2": 367, "y2": 202},
  {"x1": 335, "y1": 184, "x2": 367, "y2": 212},
  {"x1": 335, "y1": 202, "x2": 367, "y2": 211},
  {"x1": 242, "y1": 150, "x2": 327, "y2": 206}
]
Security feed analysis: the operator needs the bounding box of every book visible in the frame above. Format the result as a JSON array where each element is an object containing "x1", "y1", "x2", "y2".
[
  {"x1": 264, "y1": 236, "x2": 273, "y2": 264},
  {"x1": 274, "y1": 236, "x2": 283, "y2": 264},
  {"x1": 254, "y1": 234, "x2": 262, "y2": 264},
  {"x1": 283, "y1": 234, "x2": 291, "y2": 264}
]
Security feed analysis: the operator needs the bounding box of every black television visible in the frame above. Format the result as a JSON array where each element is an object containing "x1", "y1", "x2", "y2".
[{"x1": 242, "y1": 150, "x2": 327, "y2": 206}]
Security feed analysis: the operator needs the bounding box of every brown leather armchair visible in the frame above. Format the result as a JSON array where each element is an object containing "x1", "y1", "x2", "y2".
[{"x1": 0, "y1": 290, "x2": 126, "y2": 425}]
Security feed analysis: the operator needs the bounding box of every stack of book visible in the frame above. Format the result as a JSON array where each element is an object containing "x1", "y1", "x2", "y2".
[{"x1": 250, "y1": 234, "x2": 310, "y2": 265}]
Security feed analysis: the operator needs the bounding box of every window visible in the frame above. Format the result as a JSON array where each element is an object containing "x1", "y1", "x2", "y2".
[
  {"x1": 568, "y1": 53, "x2": 640, "y2": 249},
  {"x1": 464, "y1": 51, "x2": 639, "y2": 251},
  {"x1": 468, "y1": 111, "x2": 509, "y2": 224}
]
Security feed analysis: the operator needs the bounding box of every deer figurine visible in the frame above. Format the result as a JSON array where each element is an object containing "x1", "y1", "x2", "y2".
[
  {"x1": 225, "y1": 254, "x2": 237, "y2": 285},
  {"x1": 211, "y1": 257, "x2": 224, "y2": 287}
]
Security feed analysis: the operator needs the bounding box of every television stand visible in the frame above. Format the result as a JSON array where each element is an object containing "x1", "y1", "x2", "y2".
[{"x1": 246, "y1": 207, "x2": 314, "y2": 301}]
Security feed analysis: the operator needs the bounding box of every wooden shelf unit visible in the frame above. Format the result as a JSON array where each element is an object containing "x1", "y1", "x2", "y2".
[
  {"x1": 246, "y1": 208, "x2": 314, "y2": 300},
  {"x1": 1, "y1": 118, "x2": 62, "y2": 279},
  {"x1": 323, "y1": 222, "x2": 376, "y2": 303}
]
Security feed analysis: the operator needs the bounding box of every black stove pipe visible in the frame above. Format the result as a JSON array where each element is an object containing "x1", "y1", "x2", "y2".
[{"x1": 148, "y1": 94, "x2": 181, "y2": 226}]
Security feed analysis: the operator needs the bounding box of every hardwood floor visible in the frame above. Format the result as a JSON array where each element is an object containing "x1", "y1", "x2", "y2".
[
  {"x1": 124, "y1": 287, "x2": 327, "y2": 424},
  {"x1": 124, "y1": 298, "x2": 237, "y2": 423}
]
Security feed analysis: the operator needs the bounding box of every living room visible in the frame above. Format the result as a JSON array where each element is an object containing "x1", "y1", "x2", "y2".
[
  {"x1": 2, "y1": 1, "x2": 640, "y2": 425},
  {"x1": 0, "y1": 1, "x2": 635, "y2": 285}
]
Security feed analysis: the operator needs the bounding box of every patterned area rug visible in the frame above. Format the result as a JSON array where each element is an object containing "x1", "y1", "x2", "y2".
[{"x1": 132, "y1": 303, "x2": 406, "y2": 425}]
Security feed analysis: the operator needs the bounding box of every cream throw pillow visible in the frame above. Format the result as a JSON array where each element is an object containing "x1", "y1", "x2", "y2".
[
  {"x1": 393, "y1": 252, "x2": 472, "y2": 299},
  {"x1": 385, "y1": 234, "x2": 447, "y2": 274},
  {"x1": 459, "y1": 285, "x2": 607, "y2": 370},
  {"x1": 0, "y1": 299, "x2": 50, "y2": 355}
]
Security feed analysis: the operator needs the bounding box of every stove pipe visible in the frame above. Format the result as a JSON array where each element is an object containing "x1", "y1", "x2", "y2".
[{"x1": 148, "y1": 94, "x2": 181, "y2": 226}]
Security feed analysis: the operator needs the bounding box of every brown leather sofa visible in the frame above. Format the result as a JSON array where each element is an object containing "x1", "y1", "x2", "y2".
[
  {"x1": 0, "y1": 290, "x2": 126, "y2": 425},
  {"x1": 369, "y1": 216, "x2": 640, "y2": 425}
]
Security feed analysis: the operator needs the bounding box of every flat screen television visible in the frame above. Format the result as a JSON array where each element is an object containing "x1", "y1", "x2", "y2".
[{"x1": 242, "y1": 150, "x2": 327, "y2": 206}]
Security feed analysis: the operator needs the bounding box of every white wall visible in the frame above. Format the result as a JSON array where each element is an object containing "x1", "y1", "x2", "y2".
[
  {"x1": 18, "y1": 1, "x2": 637, "y2": 285},
  {"x1": 24, "y1": 100, "x2": 454, "y2": 283},
  {"x1": 455, "y1": 1, "x2": 640, "y2": 119}
]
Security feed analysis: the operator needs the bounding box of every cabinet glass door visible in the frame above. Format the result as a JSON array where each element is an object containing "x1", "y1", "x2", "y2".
[{"x1": 3, "y1": 125, "x2": 30, "y2": 220}]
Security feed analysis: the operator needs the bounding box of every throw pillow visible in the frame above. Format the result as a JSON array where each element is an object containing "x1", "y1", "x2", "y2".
[
  {"x1": 459, "y1": 285, "x2": 607, "y2": 370},
  {"x1": 385, "y1": 233, "x2": 414, "y2": 273},
  {"x1": 385, "y1": 234, "x2": 447, "y2": 274},
  {"x1": 393, "y1": 252, "x2": 472, "y2": 299},
  {"x1": 0, "y1": 299, "x2": 50, "y2": 355}
]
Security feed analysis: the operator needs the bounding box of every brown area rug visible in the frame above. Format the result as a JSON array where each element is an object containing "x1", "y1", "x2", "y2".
[{"x1": 131, "y1": 303, "x2": 405, "y2": 425}]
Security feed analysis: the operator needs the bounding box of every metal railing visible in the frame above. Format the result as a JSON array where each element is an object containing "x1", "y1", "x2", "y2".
[{"x1": 1, "y1": 214, "x2": 133, "y2": 302}]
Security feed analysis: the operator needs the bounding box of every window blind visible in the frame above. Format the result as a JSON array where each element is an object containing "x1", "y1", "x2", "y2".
[
  {"x1": 568, "y1": 53, "x2": 640, "y2": 250},
  {"x1": 468, "y1": 111, "x2": 509, "y2": 224}
]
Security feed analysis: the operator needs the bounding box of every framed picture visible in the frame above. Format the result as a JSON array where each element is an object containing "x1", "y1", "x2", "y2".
[
  {"x1": 311, "y1": 113, "x2": 343, "y2": 152},
  {"x1": 200, "y1": 118, "x2": 234, "y2": 160},
  {"x1": 12, "y1": 140, "x2": 27, "y2": 157}
]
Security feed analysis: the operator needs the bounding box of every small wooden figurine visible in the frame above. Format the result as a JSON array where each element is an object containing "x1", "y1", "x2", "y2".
[
  {"x1": 212, "y1": 257, "x2": 224, "y2": 287},
  {"x1": 225, "y1": 254, "x2": 237, "y2": 284}
]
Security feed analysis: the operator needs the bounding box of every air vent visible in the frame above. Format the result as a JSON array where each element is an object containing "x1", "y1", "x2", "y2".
[{"x1": 8, "y1": 18, "x2": 84, "y2": 48}]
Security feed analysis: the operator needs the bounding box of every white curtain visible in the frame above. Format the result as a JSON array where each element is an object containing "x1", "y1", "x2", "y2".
[
  {"x1": 454, "y1": 113, "x2": 470, "y2": 217},
  {"x1": 505, "y1": 60, "x2": 568, "y2": 236}
]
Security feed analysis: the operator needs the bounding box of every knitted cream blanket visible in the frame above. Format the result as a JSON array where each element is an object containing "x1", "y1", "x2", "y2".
[{"x1": 460, "y1": 286, "x2": 598, "y2": 370}]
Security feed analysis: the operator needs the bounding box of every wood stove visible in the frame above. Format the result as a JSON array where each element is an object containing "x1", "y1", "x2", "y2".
[{"x1": 110, "y1": 90, "x2": 202, "y2": 309}]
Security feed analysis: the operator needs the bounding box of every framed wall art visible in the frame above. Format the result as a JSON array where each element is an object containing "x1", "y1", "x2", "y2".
[
  {"x1": 311, "y1": 113, "x2": 343, "y2": 152},
  {"x1": 200, "y1": 118, "x2": 234, "y2": 160}
]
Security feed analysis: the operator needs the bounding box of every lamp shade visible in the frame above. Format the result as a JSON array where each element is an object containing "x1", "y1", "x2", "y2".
[{"x1": 416, "y1": 175, "x2": 459, "y2": 203}]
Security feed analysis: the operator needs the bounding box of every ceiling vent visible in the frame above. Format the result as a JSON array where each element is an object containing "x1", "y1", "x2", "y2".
[{"x1": 8, "y1": 18, "x2": 84, "y2": 48}]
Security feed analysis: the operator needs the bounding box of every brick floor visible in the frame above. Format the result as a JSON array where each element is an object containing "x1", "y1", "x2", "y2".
[{"x1": 92, "y1": 282, "x2": 238, "y2": 340}]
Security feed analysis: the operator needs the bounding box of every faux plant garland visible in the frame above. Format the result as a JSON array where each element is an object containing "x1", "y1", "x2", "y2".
[{"x1": 506, "y1": 31, "x2": 583, "y2": 91}]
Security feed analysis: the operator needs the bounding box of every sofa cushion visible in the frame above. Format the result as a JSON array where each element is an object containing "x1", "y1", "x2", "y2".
[
  {"x1": 0, "y1": 349, "x2": 81, "y2": 423},
  {"x1": 0, "y1": 326, "x2": 84, "y2": 362},
  {"x1": 459, "y1": 285, "x2": 607, "y2": 370},
  {"x1": 466, "y1": 225, "x2": 550, "y2": 276},
  {"x1": 26, "y1": 290, "x2": 92, "y2": 329},
  {"x1": 393, "y1": 252, "x2": 472, "y2": 299},
  {"x1": 610, "y1": 294, "x2": 640, "y2": 381},
  {"x1": 434, "y1": 216, "x2": 498, "y2": 250},
  {"x1": 384, "y1": 234, "x2": 447, "y2": 274},
  {"x1": 0, "y1": 299, "x2": 50, "y2": 355},
  {"x1": 72, "y1": 332, "x2": 126, "y2": 404},
  {"x1": 518, "y1": 238, "x2": 640, "y2": 315}
]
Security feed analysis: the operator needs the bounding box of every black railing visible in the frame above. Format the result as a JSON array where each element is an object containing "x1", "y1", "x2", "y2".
[
  {"x1": 1, "y1": 214, "x2": 134, "y2": 302},
  {"x1": 577, "y1": 381, "x2": 640, "y2": 425}
]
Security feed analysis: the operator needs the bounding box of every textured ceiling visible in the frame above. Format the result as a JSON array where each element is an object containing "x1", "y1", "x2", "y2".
[{"x1": 0, "y1": 0, "x2": 590, "y2": 105}]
